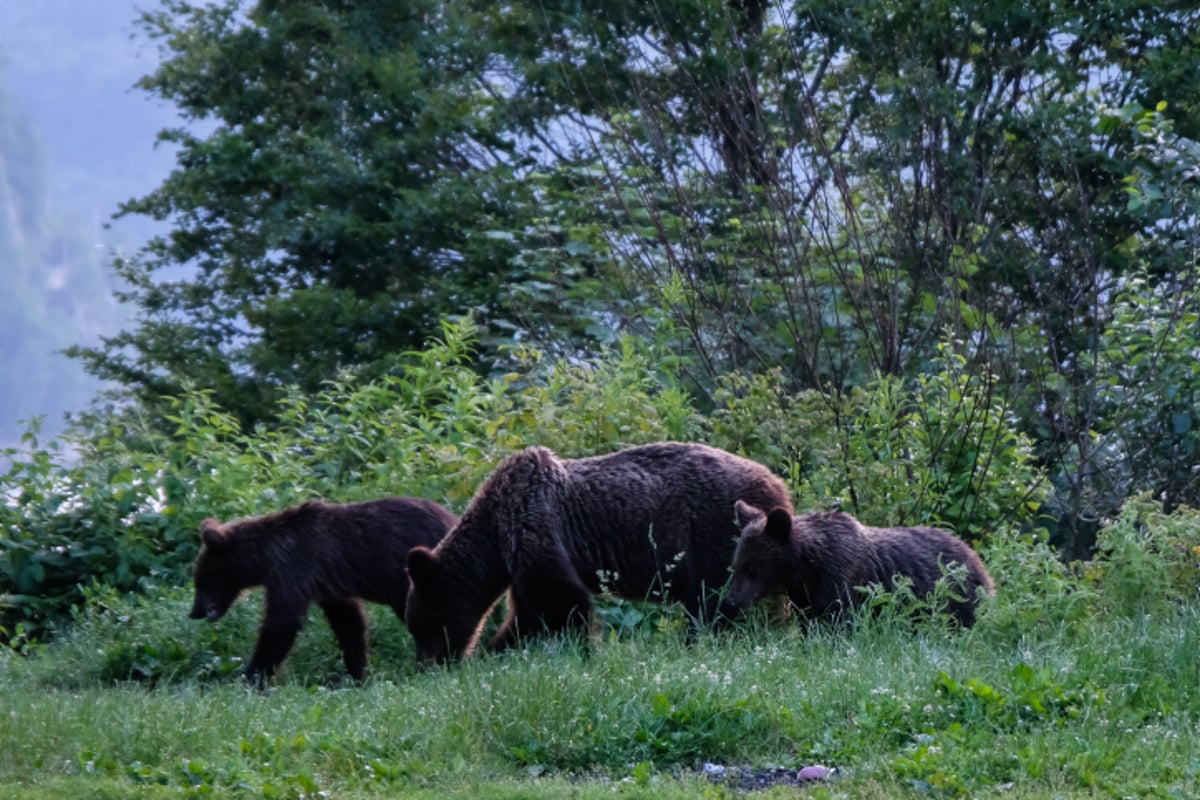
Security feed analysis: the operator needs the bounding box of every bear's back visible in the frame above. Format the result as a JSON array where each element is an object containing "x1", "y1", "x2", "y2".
[
  {"x1": 228, "y1": 498, "x2": 456, "y2": 607},
  {"x1": 564, "y1": 442, "x2": 790, "y2": 513},
  {"x1": 860, "y1": 523, "x2": 992, "y2": 622},
  {"x1": 790, "y1": 512, "x2": 882, "y2": 615},
  {"x1": 230, "y1": 498, "x2": 451, "y2": 549},
  {"x1": 522, "y1": 442, "x2": 792, "y2": 601},
  {"x1": 863, "y1": 525, "x2": 981, "y2": 586}
]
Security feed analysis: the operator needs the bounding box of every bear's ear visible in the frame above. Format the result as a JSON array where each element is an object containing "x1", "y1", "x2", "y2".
[
  {"x1": 406, "y1": 546, "x2": 440, "y2": 586},
  {"x1": 199, "y1": 519, "x2": 228, "y2": 549},
  {"x1": 764, "y1": 508, "x2": 793, "y2": 541},
  {"x1": 734, "y1": 500, "x2": 764, "y2": 530}
]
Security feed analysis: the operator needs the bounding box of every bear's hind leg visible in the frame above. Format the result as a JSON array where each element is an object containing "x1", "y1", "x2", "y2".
[{"x1": 320, "y1": 599, "x2": 370, "y2": 681}]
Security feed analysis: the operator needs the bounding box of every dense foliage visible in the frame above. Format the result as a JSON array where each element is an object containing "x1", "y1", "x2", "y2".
[
  {"x1": 2, "y1": 319, "x2": 1039, "y2": 642},
  {"x1": 3, "y1": 3, "x2": 1199, "y2": 795},
  {"x1": 58, "y1": 0, "x2": 1200, "y2": 559}
]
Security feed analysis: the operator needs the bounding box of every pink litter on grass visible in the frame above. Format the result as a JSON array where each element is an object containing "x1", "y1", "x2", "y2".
[{"x1": 798, "y1": 765, "x2": 831, "y2": 781}]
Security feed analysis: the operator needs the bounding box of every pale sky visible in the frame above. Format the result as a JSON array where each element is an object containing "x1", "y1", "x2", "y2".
[{"x1": 0, "y1": 0, "x2": 179, "y2": 247}]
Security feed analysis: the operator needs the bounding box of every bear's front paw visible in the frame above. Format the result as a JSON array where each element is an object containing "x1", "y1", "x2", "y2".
[{"x1": 243, "y1": 669, "x2": 270, "y2": 691}]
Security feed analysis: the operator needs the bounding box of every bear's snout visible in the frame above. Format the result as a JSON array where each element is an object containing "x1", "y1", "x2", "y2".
[
  {"x1": 724, "y1": 576, "x2": 763, "y2": 613},
  {"x1": 414, "y1": 644, "x2": 449, "y2": 668},
  {"x1": 188, "y1": 600, "x2": 222, "y2": 622},
  {"x1": 719, "y1": 596, "x2": 745, "y2": 615}
]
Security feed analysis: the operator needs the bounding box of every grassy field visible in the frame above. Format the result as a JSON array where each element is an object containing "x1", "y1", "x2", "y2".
[{"x1": 1, "y1": 544, "x2": 1199, "y2": 800}]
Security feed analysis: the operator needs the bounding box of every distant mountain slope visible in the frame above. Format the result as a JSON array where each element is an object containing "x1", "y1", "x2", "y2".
[
  {"x1": 0, "y1": 3, "x2": 180, "y2": 447},
  {"x1": 0, "y1": 81, "x2": 122, "y2": 447},
  {"x1": 1, "y1": 0, "x2": 177, "y2": 246}
]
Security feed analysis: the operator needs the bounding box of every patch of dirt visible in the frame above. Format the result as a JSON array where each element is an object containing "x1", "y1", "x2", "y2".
[{"x1": 702, "y1": 763, "x2": 836, "y2": 792}]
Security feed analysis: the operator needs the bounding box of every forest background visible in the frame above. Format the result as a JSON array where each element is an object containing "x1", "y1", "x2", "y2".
[
  {"x1": 4, "y1": 0, "x2": 1200, "y2": 643},
  {"x1": 1, "y1": 1, "x2": 1200, "y2": 796}
]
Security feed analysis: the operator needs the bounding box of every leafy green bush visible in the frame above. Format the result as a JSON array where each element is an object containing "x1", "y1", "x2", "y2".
[
  {"x1": 1088, "y1": 494, "x2": 1200, "y2": 616},
  {"x1": 977, "y1": 498, "x2": 1200, "y2": 645},
  {"x1": 976, "y1": 528, "x2": 1097, "y2": 641},
  {"x1": 1, "y1": 319, "x2": 702, "y2": 644},
  {"x1": 0, "y1": 425, "x2": 195, "y2": 647},
  {"x1": 709, "y1": 345, "x2": 1045, "y2": 541},
  {"x1": 1092, "y1": 269, "x2": 1200, "y2": 514}
]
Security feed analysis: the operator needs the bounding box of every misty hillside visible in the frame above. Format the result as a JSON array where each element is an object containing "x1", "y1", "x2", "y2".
[
  {"x1": 0, "y1": 79, "x2": 119, "y2": 447},
  {"x1": 0, "y1": 2, "x2": 178, "y2": 448}
]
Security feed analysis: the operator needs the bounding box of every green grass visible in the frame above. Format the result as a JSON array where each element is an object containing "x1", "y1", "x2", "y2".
[{"x1": 2, "y1": 575, "x2": 1200, "y2": 798}]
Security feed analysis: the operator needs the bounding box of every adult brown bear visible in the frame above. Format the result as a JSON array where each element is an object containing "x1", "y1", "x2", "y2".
[
  {"x1": 722, "y1": 503, "x2": 994, "y2": 626},
  {"x1": 190, "y1": 497, "x2": 457, "y2": 686},
  {"x1": 404, "y1": 442, "x2": 793, "y2": 664}
]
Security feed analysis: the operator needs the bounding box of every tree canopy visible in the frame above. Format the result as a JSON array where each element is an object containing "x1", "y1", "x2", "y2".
[
  {"x1": 69, "y1": 0, "x2": 1200, "y2": 550},
  {"x1": 72, "y1": 0, "x2": 553, "y2": 421}
]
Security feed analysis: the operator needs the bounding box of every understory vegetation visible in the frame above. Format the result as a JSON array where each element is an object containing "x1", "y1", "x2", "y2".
[
  {"x1": 4, "y1": 0, "x2": 1200, "y2": 795},
  {"x1": 1, "y1": 513, "x2": 1198, "y2": 798},
  {"x1": 3, "y1": 323, "x2": 1199, "y2": 797},
  {"x1": 3, "y1": 320, "x2": 1042, "y2": 643}
]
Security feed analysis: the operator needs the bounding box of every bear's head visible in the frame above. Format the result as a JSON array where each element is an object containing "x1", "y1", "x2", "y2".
[
  {"x1": 405, "y1": 546, "x2": 487, "y2": 665},
  {"x1": 189, "y1": 519, "x2": 247, "y2": 623},
  {"x1": 723, "y1": 500, "x2": 796, "y2": 614}
]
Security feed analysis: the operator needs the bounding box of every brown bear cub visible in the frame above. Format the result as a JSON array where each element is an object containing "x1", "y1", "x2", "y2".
[
  {"x1": 404, "y1": 442, "x2": 793, "y2": 664},
  {"x1": 723, "y1": 502, "x2": 994, "y2": 626},
  {"x1": 190, "y1": 497, "x2": 457, "y2": 686}
]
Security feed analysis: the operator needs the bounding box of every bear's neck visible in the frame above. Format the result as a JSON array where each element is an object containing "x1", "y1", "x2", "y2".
[
  {"x1": 436, "y1": 525, "x2": 511, "y2": 613},
  {"x1": 237, "y1": 539, "x2": 272, "y2": 587},
  {"x1": 783, "y1": 535, "x2": 823, "y2": 603}
]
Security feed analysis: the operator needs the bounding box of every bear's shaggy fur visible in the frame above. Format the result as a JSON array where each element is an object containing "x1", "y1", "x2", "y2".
[
  {"x1": 723, "y1": 503, "x2": 994, "y2": 626},
  {"x1": 189, "y1": 497, "x2": 457, "y2": 685},
  {"x1": 404, "y1": 442, "x2": 793, "y2": 663}
]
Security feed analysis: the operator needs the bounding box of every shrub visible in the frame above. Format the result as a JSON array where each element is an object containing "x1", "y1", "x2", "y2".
[
  {"x1": 1, "y1": 319, "x2": 702, "y2": 644},
  {"x1": 976, "y1": 528, "x2": 1097, "y2": 642},
  {"x1": 709, "y1": 345, "x2": 1046, "y2": 541},
  {"x1": 1, "y1": 425, "x2": 195, "y2": 646},
  {"x1": 1088, "y1": 494, "x2": 1200, "y2": 616}
]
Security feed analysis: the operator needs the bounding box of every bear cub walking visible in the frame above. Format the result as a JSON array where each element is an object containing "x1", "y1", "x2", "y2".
[
  {"x1": 190, "y1": 497, "x2": 457, "y2": 686},
  {"x1": 723, "y1": 503, "x2": 994, "y2": 626},
  {"x1": 404, "y1": 442, "x2": 793, "y2": 664}
]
